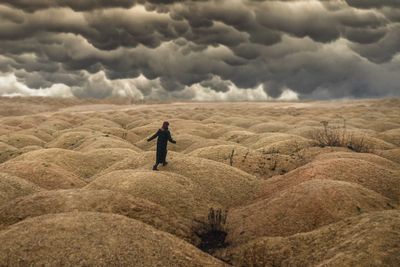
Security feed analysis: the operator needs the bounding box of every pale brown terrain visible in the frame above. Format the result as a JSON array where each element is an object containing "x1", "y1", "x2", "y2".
[{"x1": 0, "y1": 97, "x2": 399, "y2": 266}]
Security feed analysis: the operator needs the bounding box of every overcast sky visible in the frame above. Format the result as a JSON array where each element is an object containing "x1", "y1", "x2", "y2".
[{"x1": 0, "y1": 0, "x2": 399, "y2": 100}]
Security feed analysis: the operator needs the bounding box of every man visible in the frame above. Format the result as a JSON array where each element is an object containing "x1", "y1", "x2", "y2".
[{"x1": 147, "y1": 121, "x2": 176, "y2": 171}]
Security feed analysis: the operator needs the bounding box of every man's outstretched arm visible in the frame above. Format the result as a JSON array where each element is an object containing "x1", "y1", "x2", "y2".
[
  {"x1": 147, "y1": 130, "x2": 159, "y2": 142},
  {"x1": 168, "y1": 131, "x2": 176, "y2": 144}
]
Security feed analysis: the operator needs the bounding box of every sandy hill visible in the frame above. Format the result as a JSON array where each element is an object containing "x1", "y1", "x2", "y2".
[
  {"x1": 95, "y1": 151, "x2": 260, "y2": 209},
  {"x1": 257, "y1": 157, "x2": 400, "y2": 204},
  {"x1": 0, "y1": 212, "x2": 227, "y2": 266},
  {"x1": 226, "y1": 179, "x2": 396, "y2": 245},
  {"x1": 0, "y1": 189, "x2": 194, "y2": 243},
  {"x1": 0, "y1": 98, "x2": 398, "y2": 266},
  {"x1": 216, "y1": 210, "x2": 400, "y2": 266}
]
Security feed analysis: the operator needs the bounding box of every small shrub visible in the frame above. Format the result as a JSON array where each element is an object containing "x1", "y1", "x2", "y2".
[
  {"x1": 312, "y1": 120, "x2": 371, "y2": 153},
  {"x1": 207, "y1": 208, "x2": 227, "y2": 231},
  {"x1": 198, "y1": 208, "x2": 228, "y2": 253},
  {"x1": 312, "y1": 120, "x2": 349, "y2": 148},
  {"x1": 347, "y1": 134, "x2": 371, "y2": 153}
]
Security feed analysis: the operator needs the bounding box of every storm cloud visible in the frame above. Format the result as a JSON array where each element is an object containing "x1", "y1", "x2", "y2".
[{"x1": 0, "y1": 0, "x2": 399, "y2": 100}]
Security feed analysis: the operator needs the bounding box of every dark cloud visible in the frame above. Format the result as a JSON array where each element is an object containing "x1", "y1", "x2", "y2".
[
  {"x1": 0, "y1": 0, "x2": 136, "y2": 12},
  {"x1": 345, "y1": 0, "x2": 400, "y2": 9},
  {"x1": 0, "y1": 0, "x2": 399, "y2": 100}
]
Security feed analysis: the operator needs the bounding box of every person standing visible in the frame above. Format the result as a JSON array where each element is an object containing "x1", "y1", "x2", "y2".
[{"x1": 147, "y1": 121, "x2": 176, "y2": 171}]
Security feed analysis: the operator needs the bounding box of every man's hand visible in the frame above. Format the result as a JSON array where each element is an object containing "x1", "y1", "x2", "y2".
[{"x1": 172, "y1": 140, "x2": 177, "y2": 144}]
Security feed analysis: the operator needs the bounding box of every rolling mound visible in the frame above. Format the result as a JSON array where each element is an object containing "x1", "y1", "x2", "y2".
[
  {"x1": 86, "y1": 170, "x2": 211, "y2": 220},
  {"x1": 98, "y1": 151, "x2": 260, "y2": 208},
  {"x1": 248, "y1": 122, "x2": 290, "y2": 133},
  {"x1": 217, "y1": 210, "x2": 400, "y2": 267},
  {"x1": 75, "y1": 135, "x2": 140, "y2": 152},
  {"x1": 0, "y1": 173, "x2": 42, "y2": 206},
  {"x1": 219, "y1": 130, "x2": 256, "y2": 144},
  {"x1": 226, "y1": 179, "x2": 396, "y2": 245},
  {"x1": 0, "y1": 160, "x2": 86, "y2": 189},
  {"x1": 255, "y1": 138, "x2": 315, "y2": 155},
  {"x1": 37, "y1": 118, "x2": 72, "y2": 132},
  {"x1": 0, "y1": 212, "x2": 227, "y2": 267},
  {"x1": 314, "y1": 151, "x2": 400, "y2": 170},
  {"x1": 18, "y1": 128, "x2": 54, "y2": 142},
  {"x1": 377, "y1": 128, "x2": 400, "y2": 146},
  {"x1": 243, "y1": 133, "x2": 303, "y2": 149},
  {"x1": 46, "y1": 131, "x2": 94, "y2": 149},
  {"x1": 286, "y1": 125, "x2": 319, "y2": 138},
  {"x1": 0, "y1": 189, "x2": 194, "y2": 243},
  {"x1": 80, "y1": 118, "x2": 122, "y2": 129},
  {"x1": 0, "y1": 142, "x2": 19, "y2": 163},
  {"x1": 258, "y1": 157, "x2": 400, "y2": 203},
  {"x1": 189, "y1": 144, "x2": 299, "y2": 178},
  {"x1": 9, "y1": 148, "x2": 139, "y2": 181},
  {"x1": 375, "y1": 148, "x2": 400, "y2": 164},
  {"x1": 0, "y1": 133, "x2": 45, "y2": 148},
  {"x1": 0, "y1": 99, "x2": 398, "y2": 265},
  {"x1": 347, "y1": 131, "x2": 397, "y2": 150}
]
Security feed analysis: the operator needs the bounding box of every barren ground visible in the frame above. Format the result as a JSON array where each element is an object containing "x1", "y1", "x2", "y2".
[{"x1": 0, "y1": 97, "x2": 399, "y2": 266}]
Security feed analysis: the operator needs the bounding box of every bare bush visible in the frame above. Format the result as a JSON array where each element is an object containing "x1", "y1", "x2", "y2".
[
  {"x1": 207, "y1": 208, "x2": 228, "y2": 232},
  {"x1": 312, "y1": 120, "x2": 371, "y2": 153},
  {"x1": 312, "y1": 120, "x2": 349, "y2": 147},
  {"x1": 347, "y1": 134, "x2": 371, "y2": 153}
]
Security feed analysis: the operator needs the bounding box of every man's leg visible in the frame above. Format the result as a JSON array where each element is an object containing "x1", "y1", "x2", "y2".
[
  {"x1": 153, "y1": 162, "x2": 159, "y2": 171},
  {"x1": 162, "y1": 149, "x2": 168, "y2": 166}
]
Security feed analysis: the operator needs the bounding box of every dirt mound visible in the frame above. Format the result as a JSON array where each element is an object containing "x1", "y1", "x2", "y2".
[
  {"x1": 0, "y1": 134, "x2": 45, "y2": 148},
  {"x1": 18, "y1": 128, "x2": 54, "y2": 142},
  {"x1": 80, "y1": 118, "x2": 122, "y2": 129},
  {"x1": 0, "y1": 189, "x2": 195, "y2": 243},
  {"x1": 375, "y1": 148, "x2": 400, "y2": 164},
  {"x1": 189, "y1": 145, "x2": 299, "y2": 178},
  {"x1": 217, "y1": 210, "x2": 400, "y2": 266},
  {"x1": 0, "y1": 142, "x2": 19, "y2": 163},
  {"x1": 0, "y1": 212, "x2": 227, "y2": 267},
  {"x1": 0, "y1": 173, "x2": 41, "y2": 206},
  {"x1": 19, "y1": 145, "x2": 45, "y2": 154},
  {"x1": 46, "y1": 131, "x2": 94, "y2": 149},
  {"x1": 364, "y1": 121, "x2": 400, "y2": 132},
  {"x1": 75, "y1": 135, "x2": 140, "y2": 152},
  {"x1": 0, "y1": 160, "x2": 86, "y2": 189},
  {"x1": 377, "y1": 128, "x2": 400, "y2": 146},
  {"x1": 86, "y1": 170, "x2": 211, "y2": 220},
  {"x1": 148, "y1": 153, "x2": 260, "y2": 208},
  {"x1": 286, "y1": 125, "x2": 318, "y2": 138},
  {"x1": 256, "y1": 138, "x2": 316, "y2": 155},
  {"x1": 97, "y1": 151, "x2": 260, "y2": 208},
  {"x1": 243, "y1": 133, "x2": 303, "y2": 149},
  {"x1": 222, "y1": 116, "x2": 263, "y2": 128},
  {"x1": 249, "y1": 122, "x2": 290, "y2": 133},
  {"x1": 128, "y1": 123, "x2": 160, "y2": 137},
  {"x1": 104, "y1": 111, "x2": 134, "y2": 127},
  {"x1": 204, "y1": 123, "x2": 244, "y2": 139},
  {"x1": 258, "y1": 158, "x2": 400, "y2": 203},
  {"x1": 348, "y1": 131, "x2": 397, "y2": 150},
  {"x1": 37, "y1": 118, "x2": 72, "y2": 132},
  {"x1": 219, "y1": 130, "x2": 256, "y2": 144},
  {"x1": 315, "y1": 151, "x2": 400, "y2": 170},
  {"x1": 9, "y1": 148, "x2": 139, "y2": 181},
  {"x1": 125, "y1": 118, "x2": 152, "y2": 130},
  {"x1": 226, "y1": 179, "x2": 396, "y2": 245}
]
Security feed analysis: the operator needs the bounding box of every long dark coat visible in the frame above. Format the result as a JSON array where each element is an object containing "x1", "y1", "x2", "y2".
[{"x1": 147, "y1": 128, "x2": 176, "y2": 164}]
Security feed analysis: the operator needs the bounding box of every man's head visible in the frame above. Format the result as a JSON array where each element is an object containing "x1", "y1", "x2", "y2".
[{"x1": 162, "y1": 121, "x2": 169, "y2": 130}]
